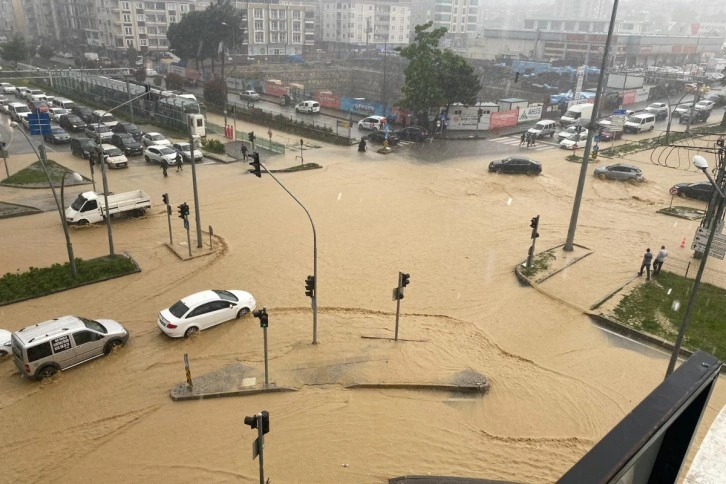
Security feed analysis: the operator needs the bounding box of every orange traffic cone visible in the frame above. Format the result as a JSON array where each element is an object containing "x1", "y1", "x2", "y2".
[{"x1": 681, "y1": 237, "x2": 686, "y2": 248}]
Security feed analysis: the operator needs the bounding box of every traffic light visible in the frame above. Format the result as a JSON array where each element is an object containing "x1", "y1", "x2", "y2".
[
  {"x1": 530, "y1": 215, "x2": 540, "y2": 239},
  {"x1": 249, "y1": 152, "x2": 261, "y2": 178},
  {"x1": 400, "y1": 272, "x2": 410, "y2": 287},
  {"x1": 162, "y1": 193, "x2": 169, "y2": 205},
  {"x1": 244, "y1": 414, "x2": 258, "y2": 430},
  {"x1": 253, "y1": 307, "x2": 268, "y2": 328},
  {"x1": 177, "y1": 203, "x2": 185, "y2": 219},
  {"x1": 248, "y1": 131, "x2": 255, "y2": 142},
  {"x1": 305, "y1": 275, "x2": 315, "y2": 298},
  {"x1": 260, "y1": 411, "x2": 270, "y2": 434}
]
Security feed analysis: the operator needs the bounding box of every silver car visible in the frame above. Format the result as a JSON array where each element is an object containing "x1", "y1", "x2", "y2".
[{"x1": 593, "y1": 163, "x2": 644, "y2": 182}]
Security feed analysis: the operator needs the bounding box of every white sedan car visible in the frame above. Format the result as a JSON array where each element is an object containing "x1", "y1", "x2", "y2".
[
  {"x1": 157, "y1": 289, "x2": 256, "y2": 338},
  {"x1": 141, "y1": 131, "x2": 172, "y2": 148},
  {"x1": 144, "y1": 145, "x2": 178, "y2": 165},
  {"x1": 173, "y1": 142, "x2": 203, "y2": 163},
  {"x1": 0, "y1": 329, "x2": 11, "y2": 357},
  {"x1": 48, "y1": 107, "x2": 68, "y2": 123},
  {"x1": 559, "y1": 132, "x2": 589, "y2": 150}
]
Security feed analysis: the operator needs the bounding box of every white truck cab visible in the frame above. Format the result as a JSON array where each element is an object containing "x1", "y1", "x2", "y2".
[{"x1": 66, "y1": 190, "x2": 151, "y2": 225}]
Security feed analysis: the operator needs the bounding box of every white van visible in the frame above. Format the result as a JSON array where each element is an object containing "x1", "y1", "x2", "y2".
[
  {"x1": 295, "y1": 100, "x2": 321, "y2": 114},
  {"x1": 560, "y1": 103, "x2": 594, "y2": 127},
  {"x1": 11, "y1": 315, "x2": 129, "y2": 380},
  {"x1": 54, "y1": 97, "x2": 76, "y2": 110},
  {"x1": 623, "y1": 113, "x2": 656, "y2": 133},
  {"x1": 527, "y1": 119, "x2": 557, "y2": 138}
]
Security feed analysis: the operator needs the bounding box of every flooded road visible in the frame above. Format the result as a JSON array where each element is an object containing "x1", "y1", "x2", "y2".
[{"x1": 0, "y1": 136, "x2": 724, "y2": 483}]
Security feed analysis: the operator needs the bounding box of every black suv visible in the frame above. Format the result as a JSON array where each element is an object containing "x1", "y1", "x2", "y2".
[
  {"x1": 111, "y1": 121, "x2": 143, "y2": 140},
  {"x1": 111, "y1": 133, "x2": 143, "y2": 156},
  {"x1": 395, "y1": 126, "x2": 430, "y2": 142},
  {"x1": 70, "y1": 138, "x2": 98, "y2": 159},
  {"x1": 680, "y1": 108, "x2": 711, "y2": 124},
  {"x1": 59, "y1": 113, "x2": 86, "y2": 132},
  {"x1": 71, "y1": 105, "x2": 95, "y2": 123}
]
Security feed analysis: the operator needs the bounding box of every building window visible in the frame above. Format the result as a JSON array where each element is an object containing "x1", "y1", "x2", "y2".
[
  {"x1": 293, "y1": 10, "x2": 300, "y2": 20},
  {"x1": 524, "y1": 20, "x2": 534, "y2": 29},
  {"x1": 565, "y1": 21, "x2": 576, "y2": 31},
  {"x1": 280, "y1": 33, "x2": 287, "y2": 43},
  {"x1": 254, "y1": 8, "x2": 263, "y2": 19},
  {"x1": 169, "y1": 15, "x2": 176, "y2": 23},
  {"x1": 255, "y1": 32, "x2": 264, "y2": 43},
  {"x1": 293, "y1": 21, "x2": 301, "y2": 32},
  {"x1": 551, "y1": 21, "x2": 561, "y2": 30},
  {"x1": 255, "y1": 20, "x2": 263, "y2": 31},
  {"x1": 140, "y1": 39, "x2": 147, "y2": 46},
  {"x1": 292, "y1": 33, "x2": 301, "y2": 43},
  {"x1": 270, "y1": 9, "x2": 277, "y2": 19},
  {"x1": 138, "y1": 27, "x2": 146, "y2": 34},
  {"x1": 578, "y1": 22, "x2": 589, "y2": 32},
  {"x1": 280, "y1": 21, "x2": 287, "y2": 31},
  {"x1": 271, "y1": 33, "x2": 278, "y2": 43},
  {"x1": 122, "y1": 1, "x2": 131, "y2": 10},
  {"x1": 168, "y1": 3, "x2": 175, "y2": 10},
  {"x1": 123, "y1": 14, "x2": 131, "y2": 22},
  {"x1": 137, "y1": 14, "x2": 145, "y2": 21},
  {"x1": 180, "y1": 4, "x2": 189, "y2": 13},
  {"x1": 126, "y1": 39, "x2": 135, "y2": 47},
  {"x1": 124, "y1": 27, "x2": 133, "y2": 35}
]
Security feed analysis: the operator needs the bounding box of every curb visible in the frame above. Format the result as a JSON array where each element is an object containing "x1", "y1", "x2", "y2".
[{"x1": 170, "y1": 385, "x2": 297, "y2": 401}]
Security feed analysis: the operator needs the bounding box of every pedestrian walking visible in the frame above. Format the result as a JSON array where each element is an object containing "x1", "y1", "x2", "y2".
[
  {"x1": 241, "y1": 144, "x2": 248, "y2": 161},
  {"x1": 653, "y1": 245, "x2": 668, "y2": 275},
  {"x1": 176, "y1": 152, "x2": 183, "y2": 172},
  {"x1": 520, "y1": 132, "x2": 526, "y2": 147},
  {"x1": 161, "y1": 158, "x2": 168, "y2": 177},
  {"x1": 638, "y1": 248, "x2": 653, "y2": 280},
  {"x1": 531, "y1": 133, "x2": 536, "y2": 146},
  {"x1": 526, "y1": 133, "x2": 532, "y2": 147}
]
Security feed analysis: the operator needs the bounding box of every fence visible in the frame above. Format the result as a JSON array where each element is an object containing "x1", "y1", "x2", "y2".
[{"x1": 207, "y1": 121, "x2": 286, "y2": 155}]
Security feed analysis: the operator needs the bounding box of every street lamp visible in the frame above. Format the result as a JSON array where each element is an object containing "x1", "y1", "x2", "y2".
[
  {"x1": 60, "y1": 171, "x2": 83, "y2": 215},
  {"x1": 11, "y1": 122, "x2": 79, "y2": 278},
  {"x1": 220, "y1": 22, "x2": 230, "y2": 127},
  {"x1": 665, "y1": 155, "x2": 726, "y2": 377}
]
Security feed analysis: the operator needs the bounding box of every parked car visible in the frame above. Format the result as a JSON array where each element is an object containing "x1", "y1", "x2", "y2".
[
  {"x1": 527, "y1": 119, "x2": 557, "y2": 138},
  {"x1": 395, "y1": 126, "x2": 430, "y2": 142},
  {"x1": 25, "y1": 89, "x2": 47, "y2": 102},
  {"x1": 111, "y1": 133, "x2": 143, "y2": 156},
  {"x1": 85, "y1": 123, "x2": 114, "y2": 143},
  {"x1": 598, "y1": 129, "x2": 623, "y2": 142},
  {"x1": 672, "y1": 103, "x2": 692, "y2": 118},
  {"x1": 0, "y1": 97, "x2": 10, "y2": 114},
  {"x1": 367, "y1": 130, "x2": 400, "y2": 145},
  {"x1": 295, "y1": 100, "x2": 321, "y2": 113},
  {"x1": 47, "y1": 107, "x2": 68, "y2": 123},
  {"x1": 695, "y1": 100, "x2": 716, "y2": 110},
  {"x1": 559, "y1": 132, "x2": 589, "y2": 150},
  {"x1": 10, "y1": 315, "x2": 129, "y2": 380},
  {"x1": 42, "y1": 126, "x2": 71, "y2": 144},
  {"x1": 644, "y1": 102, "x2": 669, "y2": 120},
  {"x1": 173, "y1": 142, "x2": 203, "y2": 163},
  {"x1": 99, "y1": 144, "x2": 129, "y2": 169},
  {"x1": 144, "y1": 145, "x2": 178, "y2": 165},
  {"x1": 71, "y1": 105, "x2": 95, "y2": 123},
  {"x1": 0, "y1": 328, "x2": 11, "y2": 357},
  {"x1": 141, "y1": 132, "x2": 172, "y2": 148},
  {"x1": 240, "y1": 90, "x2": 260, "y2": 101},
  {"x1": 59, "y1": 113, "x2": 86, "y2": 132},
  {"x1": 8, "y1": 102, "x2": 31, "y2": 123},
  {"x1": 358, "y1": 115, "x2": 387, "y2": 130},
  {"x1": 70, "y1": 138, "x2": 98, "y2": 159},
  {"x1": 157, "y1": 289, "x2": 256, "y2": 338},
  {"x1": 593, "y1": 163, "x2": 644, "y2": 182},
  {"x1": 679, "y1": 108, "x2": 711, "y2": 124},
  {"x1": 15, "y1": 86, "x2": 30, "y2": 99},
  {"x1": 488, "y1": 156, "x2": 542, "y2": 175},
  {"x1": 112, "y1": 122, "x2": 143, "y2": 140},
  {"x1": 670, "y1": 181, "x2": 714, "y2": 201},
  {"x1": 0, "y1": 82, "x2": 15, "y2": 94},
  {"x1": 557, "y1": 126, "x2": 588, "y2": 142}
]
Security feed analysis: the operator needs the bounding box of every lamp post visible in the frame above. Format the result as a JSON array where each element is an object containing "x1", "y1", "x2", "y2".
[
  {"x1": 665, "y1": 154, "x2": 726, "y2": 377},
  {"x1": 220, "y1": 22, "x2": 229, "y2": 127},
  {"x1": 12, "y1": 122, "x2": 78, "y2": 278},
  {"x1": 60, "y1": 171, "x2": 83, "y2": 216}
]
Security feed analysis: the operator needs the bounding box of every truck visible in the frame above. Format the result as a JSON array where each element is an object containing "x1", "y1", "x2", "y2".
[
  {"x1": 83, "y1": 52, "x2": 99, "y2": 61},
  {"x1": 65, "y1": 190, "x2": 151, "y2": 225},
  {"x1": 560, "y1": 103, "x2": 594, "y2": 127}
]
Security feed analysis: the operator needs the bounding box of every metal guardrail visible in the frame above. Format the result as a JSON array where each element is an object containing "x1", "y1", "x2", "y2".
[{"x1": 207, "y1": 122, "x2": 286, "y2": 155}]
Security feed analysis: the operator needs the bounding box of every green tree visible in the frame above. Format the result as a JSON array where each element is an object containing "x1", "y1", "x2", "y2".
[
  {"x1": 396, "y1": 22, "x2": 481, "y2": 127},
  {"x1": 165, "y1": 72, "x2": 184, "y2": 91},
  {"x1": 126, "y1": 46, "x2": 139, "y2": 66},
  {"x1": 0, "y1": 36, "x2": 28, "y2": 66},
  {"x1": 203, "y1": 76, "x2": 225, "y2": 107},
  {"x1": 37, "y1": 45, "x2": 54, "y2": 60},
  {"x1": 132, "y1": 67, "x2": 147, "y2": 83}
]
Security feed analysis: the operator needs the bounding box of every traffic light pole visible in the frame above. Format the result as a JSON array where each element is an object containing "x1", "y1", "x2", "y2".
[
  {"x1": 395, "y1": 273, "x2": 402, "y2": 341},
  {"x1": 258, "y1": 162, "x2": 319, "y2": 344},
  {"x1": 188, "y1": 134, "x2": 202, "y2": 248},
  {"x1": 263, "y1": 325, "x2": 269, "y2": 387},
  {"x1": 256, "y1": 417, "x2": 265, "y2": 484},
  {"x1": 166, "y1": 205, "x2": 173, "y2": 245}
]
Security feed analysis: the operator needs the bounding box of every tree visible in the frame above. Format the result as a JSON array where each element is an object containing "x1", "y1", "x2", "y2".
[
  {"x1": 37, "y1": 45, "x2": 54, "y2": 60},
  {"x1": 153, "y1": 76, "x2": 163, "y2": 87},
  {"x1": 132, "y1": 67, "x2": 147, "y2": 83},
  {"x1": 396, "y1": 22, "x2": 481, "y2": 127},
  {"x1": 126, "y1": 46, "x2": 139, "y2": 67},
  {"x1": 203, "y1": 76, "x2": 226, "y2": 107},
  {"x1": 0, "y1": 36, "x2": 28, "y2": 66},
  {"x1": 166, "y1": 72, "x2": 184, "y2": 91}
]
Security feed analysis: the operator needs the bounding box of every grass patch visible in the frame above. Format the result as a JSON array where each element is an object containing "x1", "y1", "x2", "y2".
[
  {"x1": 1, "y1": 159, "x2": 85, "y2": 187},
  {"x1": 271, "y1": 162, "x2": 322, "y2": 173},
  {"x1": 565, "y1": 154, "x2": 582, "y2": 162},
  {"x1": 520, "y1": 250, "x2": 556, "y2": 278},
  {"x1": 656, "y1": 206, "x2": 706, "y2": 220},
  {"x1": 0, "y1": 255, "x2": 138, "y2": 305},
  {"x1": 612, "y1": 271, "x2": 726, "y2": 361}
]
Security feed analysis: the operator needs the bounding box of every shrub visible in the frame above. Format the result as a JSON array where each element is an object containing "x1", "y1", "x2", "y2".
[{"x1": 202, "y1": 138, "x2": 226, "y2": 154}]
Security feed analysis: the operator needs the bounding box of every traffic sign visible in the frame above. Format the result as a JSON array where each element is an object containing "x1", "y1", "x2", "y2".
[
  {"x1": 613, "y1": 109, "x2": 627, "y2": 115},
  {"x1": 670, "y1": 186, "x2": 679, "y2": 196},
  {"x1": 691, "y1": 227, "x2": 726, "y2": 259},
  {"x1": 27, "y1": 113, "x2": 52, "y2": 136}
]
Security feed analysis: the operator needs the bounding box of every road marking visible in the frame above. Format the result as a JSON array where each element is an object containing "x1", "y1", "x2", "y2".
[
  {"x1": 337, "y1": 192, "x2": 342, "y2": 200},
  {"x1": 492, "y1": 137, "x2": 554, "y2": 151}
]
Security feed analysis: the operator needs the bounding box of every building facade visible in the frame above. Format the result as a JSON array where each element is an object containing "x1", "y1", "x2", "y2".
[
  {"x1": 318, "y1": 0, "x2": 411, "y2": 47},
  {"x1": 244, "y1": 2, "x2": 315, "y2": 56}
]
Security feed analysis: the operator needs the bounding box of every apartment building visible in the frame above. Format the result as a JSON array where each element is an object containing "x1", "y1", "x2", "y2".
[
  {"x1": 244, "y1": 2, "x2": 315, "y2": 56},
  {"x1": 318, "y1": 0, "x2": 412, "y2": 47}
]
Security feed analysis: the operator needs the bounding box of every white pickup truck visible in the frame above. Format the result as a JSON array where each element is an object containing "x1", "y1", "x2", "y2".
[{"x1": 65, "y1": 190, "x2": 151, "y2": 225}]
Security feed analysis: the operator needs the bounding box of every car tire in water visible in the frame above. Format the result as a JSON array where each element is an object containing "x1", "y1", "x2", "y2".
[
  {"x1": 236, "y1": 308, "x2": 250, "y2": 319},
  {"x1": 36, "y1": 365, "x2": 58, "y2": 380},
  {"x1": 598, "y1": 173, "x2": 608, "y2": 181},
  {"x1": 104, "y1": 339, "x2": 123, "y2": 355},
  {"x1": 184, "y1": 326, "x2": 199, "y2": 338}
]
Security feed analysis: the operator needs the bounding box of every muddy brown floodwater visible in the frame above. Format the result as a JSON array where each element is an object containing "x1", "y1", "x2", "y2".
[{"x1": 0, "y1": 138, "x2": 725, "y2": 483}]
